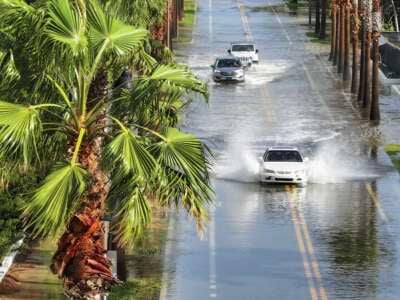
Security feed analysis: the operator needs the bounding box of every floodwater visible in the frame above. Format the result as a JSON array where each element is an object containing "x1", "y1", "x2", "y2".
[{"x1": 160, "y1": 0, "x2": 400, "y2": 299}]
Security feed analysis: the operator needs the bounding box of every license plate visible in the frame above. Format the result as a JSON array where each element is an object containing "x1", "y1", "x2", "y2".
[{"x1": 226, "y1": 77, "x2": 232, "y2": 80}]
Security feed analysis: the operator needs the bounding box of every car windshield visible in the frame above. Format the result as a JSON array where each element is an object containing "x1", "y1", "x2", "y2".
[
  {"x1": 232, "y1": 44, "x2": 254, "y2": 52},
  {"x1": 265, "y1": 150, "x2": 303, "y2": 162},
  {"x1": 216, "y1": 59, "x2": 241, "y2": 68}
]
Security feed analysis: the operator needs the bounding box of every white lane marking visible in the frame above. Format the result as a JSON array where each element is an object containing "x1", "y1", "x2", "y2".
[
  {"x1": 209, "y1": 204, "x2": 217, "y2": 299},
  {"x1": 209, "y1": 0, "x2": 213, "y2": 43},
  {"x1": 159, "y1": 212, "x2": 177, "y2": 300}
]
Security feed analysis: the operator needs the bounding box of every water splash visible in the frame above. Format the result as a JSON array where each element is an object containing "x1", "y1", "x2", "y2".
[
  {"x1": 213, "y1": 127, "x2": 260, "y2": 183},
  {"x1": 308, "y1": 142, "x2": 383, "y2": 184}
]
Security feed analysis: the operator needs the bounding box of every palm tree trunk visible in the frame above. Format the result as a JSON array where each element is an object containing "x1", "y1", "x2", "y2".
[
  {"x1": 315, "y1": 0, "x2": 321, "y2": 34},
  {"x1": 370, "y1": 33, "x2": 380, "y2": 120},
  {"x1": 334, "y1": 4, "x2": 341, "y2": 65},
  {"x1": 51, "y1": 72, "x2": 119, "y2": 299},
  {"x1": 358, "y1": 17, "x2": 366, "y2": 103},
  {"x1": 319, "y1": 0, "x2": 327, "y2": 39},
  {"x1": 363, "y1": 0, "x2": 372, "y2": 109},
  {"x1": 338, "y1": 2, "x2": 345, "y2": 73},
  {"x1": 330, "y1": 0, "x2": 337, "y2": 60},
  {"x1": 351, "y1": 0, "x2": 359, "y2": 93},
  {"x1": 370, "y1": 0, "x2": 381, "y2": 120},
  {"x1": 343, "y1": 2, "x2": 351, "y2": 81},
  {"x1": 363, "y1": 30, "x2": 372, "y2": 109}
]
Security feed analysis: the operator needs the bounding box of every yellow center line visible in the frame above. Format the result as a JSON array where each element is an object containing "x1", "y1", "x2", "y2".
[
  {"x1": 237, "y1": 0, "x2": 253, "y2": 41},
  {"x1": 365, "y1": 183, "x2": 388, "y2": 223},
  {"x1": 290, "y1": 186, "x2": 329, "y2": 300},
  {"x1": 236, "y1": 2, "x2": 326, "y2": 298},
  {"x1": 285, "y1": 186, "x2": 319, "y2": 300}
]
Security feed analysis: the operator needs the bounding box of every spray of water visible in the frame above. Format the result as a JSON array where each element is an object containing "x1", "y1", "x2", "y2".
[
  {"x1": 213, "y1": 127, "x2": 260, "y2": 183},
  {"x1": 307, "y1": 141, "x2": 382, "y2": 184},
  {"x1": 214, "y1": 132, "x2": 385, "y2": 184}
]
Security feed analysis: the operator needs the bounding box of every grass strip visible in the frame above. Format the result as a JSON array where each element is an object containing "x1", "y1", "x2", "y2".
[
  {"x1": 385, "y1": 144, "x2": 400, "y2": 172},
  {"x1": 175, "y1": 0, "x2": 197, "y2": 43}
]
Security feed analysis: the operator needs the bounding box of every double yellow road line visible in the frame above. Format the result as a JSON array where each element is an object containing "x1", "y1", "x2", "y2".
[
  {"x1": 285, "y1": 186, "x2": 329, "y2": 300},
  {"x1": 236, "y1": 2, "x2": 327, "y2": 298}
]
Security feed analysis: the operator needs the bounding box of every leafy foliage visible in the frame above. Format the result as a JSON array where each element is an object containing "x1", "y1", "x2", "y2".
[
  {"x1": 0, "y1": 0, "x2": 212, "y2": 249},
  {"x1": 23, "y1": 163, "x2": 88, "y2": 238}
]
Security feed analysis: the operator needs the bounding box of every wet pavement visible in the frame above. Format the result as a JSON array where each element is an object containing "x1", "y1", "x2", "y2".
[{"x1": 161, "y1": 0, "x2": 400, "y2": 299}]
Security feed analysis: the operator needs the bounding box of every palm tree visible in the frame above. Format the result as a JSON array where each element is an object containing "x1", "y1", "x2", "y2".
[
  {"x1": 343, "y1": 0, "x2": 351, "y2": 81},
  {"x1": 315, "y1": 0, "x2": 321, "y2": 34},
  {"x1": 351, "y1": 0, "x2": 359, "y2": 93},
  {"x1": 0, "y1": 0, "x2": 212, "y2": 298},
  {"x1": 358, "y1": 0, "x2": 366, "y2": 103},
  {"x1": 330, "y1": 0, "x2": 338, "y2": 61},
  {"x1": 363, "y1": 0, "x2": 372, "y2": 109},
  {"x1": 370, "y1": 0, "x2": 381, "y2": 120},
  {"x1": 319, "y1": 0, "x2": 327, "y2": 39},
  {"x1": 339, "y1": 0, "x2": 346, "y2": 74},
  {"x1": 334, "y1": 0, "x2": 341, "y2": 65}
]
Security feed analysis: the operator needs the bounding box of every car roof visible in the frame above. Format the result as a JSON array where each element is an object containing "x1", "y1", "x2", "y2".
[{"x1": 267, "y1": 146, "x2": 299, "y2": 151}]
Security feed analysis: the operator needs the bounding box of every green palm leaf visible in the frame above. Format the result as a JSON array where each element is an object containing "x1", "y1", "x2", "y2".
[
  {"x1": 112, "y1": 185, "x2": 151, "y2": 246},
  {"x1": 46, "y1": 0, "x2": 87, "y2": 54},
  {"x1": 105, "y1": 121, "x2": 156, "y2": 180},
  {"x1": 151, "y1": 128, "x2": 210, "y2": 181},
  {"x1": 0, "y1": 101, "x2": 41, "y2": 163},
  {"x1": 150, "y1": 65, "x2": 208, "y2": 96},
  {"x1": 23, "y1": 162, "x2": 88, "y2": 238},
  {"x1": 88, "y1": 0, "x2": 148, "y2": 55}
]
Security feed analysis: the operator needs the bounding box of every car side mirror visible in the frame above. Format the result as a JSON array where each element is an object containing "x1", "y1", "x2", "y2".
[
  {"x1": 210, "y1": 64, "x2": 215, "y2": 69},
  {"x1": 304, "y1": 157, "x2": 309, "y2": 162},
  {"x1": 255, "y1": 49, "x2": 259, "y2": 53},
  {"x1": 258, "y1": 157, "x2": 264, "y2": 163},
  {"x1": 228, "y1": 49, "x2": 231, "y2": 53}
]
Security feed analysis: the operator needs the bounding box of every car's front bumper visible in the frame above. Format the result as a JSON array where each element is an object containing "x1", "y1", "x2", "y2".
[
  {"x1": 260, "y1": 172, "x2": 307, "y2": 184},
  {"x1": 213, "y1": 74, "x2": 245, "y2": 82}
]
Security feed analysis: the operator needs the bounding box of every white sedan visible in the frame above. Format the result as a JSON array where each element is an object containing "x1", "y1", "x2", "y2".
[{"x1": 259, "y1": 147, "x2": 309, "y2": 185}]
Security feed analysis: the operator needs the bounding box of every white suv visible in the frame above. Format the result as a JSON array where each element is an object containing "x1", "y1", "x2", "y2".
[{"x1": 228, "y1": 42, "x2": 259, "y2": 66}]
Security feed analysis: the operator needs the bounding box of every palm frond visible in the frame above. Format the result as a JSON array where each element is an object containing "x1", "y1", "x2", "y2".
[
  {"x1": 0, "y1": 101, "x2": 42, "y2": 163},
  {"x1": 88, "y1": 0, "x2": 148, "y2": 56},
  {"x1": 46, "y1": 0, "x2": 87, "y2": 55},
  {"x1": 151, "y1": 128, "x2": 210, "y2": 181},
  {"x1": 23, "y1": 162, "x2": 87, "y2": 238},
  {"x1": 112, "y1": 185, "x2": 151, "y2": 246},
  {"x1": 150, "y1": 128, "x2": 213, "y2": 226},
  {"x1": 105, "y1": 120, "x2": 156, "y2": 180},
  {"x1": 149, "y1": 64, "x2": 208, "y2": 97}
]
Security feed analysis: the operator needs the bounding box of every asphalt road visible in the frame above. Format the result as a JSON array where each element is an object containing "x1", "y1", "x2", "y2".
[{"x1": 160, "y1": 0, "x2": 400, "y2": 299}]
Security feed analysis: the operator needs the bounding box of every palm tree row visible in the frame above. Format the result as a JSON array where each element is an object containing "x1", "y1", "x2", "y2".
[
  {"x1": 329, "y1": 0, "x2": 381, "y2": 120},
  {"x1": 0, "y1": 0, "x2": 212, "y2": 299}
]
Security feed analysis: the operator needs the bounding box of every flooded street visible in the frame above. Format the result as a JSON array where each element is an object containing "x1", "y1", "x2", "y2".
[{"x1": 161, "y1": 0, "x2": 400, "y2": 299}]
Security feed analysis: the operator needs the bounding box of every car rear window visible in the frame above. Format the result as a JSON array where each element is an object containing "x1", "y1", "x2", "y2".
[
  {"x1": 265, "y1": 151, "x2": 303, "y2": 162},
  {"x1": 232, "y1": 44, "x2": 255, "y2": 52},
  {"x1": 216, "y1": 59, "x2": 241, "y2": 68}
]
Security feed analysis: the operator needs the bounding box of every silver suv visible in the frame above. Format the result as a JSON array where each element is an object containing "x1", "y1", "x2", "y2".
[{"x1": 210, "y1": 57, "x2": 245, "y2": 82}]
